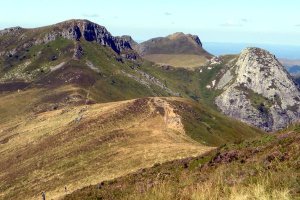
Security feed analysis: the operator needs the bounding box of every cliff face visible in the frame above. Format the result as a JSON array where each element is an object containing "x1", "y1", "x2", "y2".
[
  {"x1": 215, "y1": 48, "x2": 300, "y2": 131},
  {"x1": 0, "y1": 19, "x2": 137, "y2": 59},
  {"x1": 39, "y1": 19, "x2": 133, "y2": 55}
]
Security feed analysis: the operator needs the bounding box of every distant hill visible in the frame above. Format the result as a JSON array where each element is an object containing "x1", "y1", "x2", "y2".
[{"x1": 134, "y1": 32, "x2": 213, "y2": 68}]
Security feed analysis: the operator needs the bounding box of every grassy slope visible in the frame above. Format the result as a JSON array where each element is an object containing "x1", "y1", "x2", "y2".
[
  {"x1": 0, "y1": 37, "x2": 177, "y2": 105},
  {"x1": 143, "y1": 54, "x2": 208, "y2": 68},
  {"x1": 0, "y1": 97, "x2": 212, "y2": 200},
  {"x1": 0, "y1": 94, "x2": 263, "y2": 200},
  {"x1": 170, "y1": 98, "x2": 262, "y2": 146},
  {"x1": 65, "y1": 126, "x2": 300, "y2": 200},
  {"x1": 79, "y1": 40, "x2": 171, "y2": 102},
  {"x1": 138, "y1": 33, "x2": 212, "y2": 68},
  {"x1": 0, "y1": 31, "x2": 266, "y2": 200},
  {"x1": 139, "y1": 60, "x2": 225, "y2": 109},
  {"x1": 0, "y1": 31, "x2": 228, "y2": 109}
]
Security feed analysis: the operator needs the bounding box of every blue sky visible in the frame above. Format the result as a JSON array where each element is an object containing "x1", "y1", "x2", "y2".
[{"x1": 1, "y1": 0, "x2": 300, "y2": 45}]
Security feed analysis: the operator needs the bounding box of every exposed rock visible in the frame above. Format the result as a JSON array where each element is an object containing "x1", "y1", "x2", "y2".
[
  {"x1": 216, "y1": 69, "x2": 233, "y2": 89},
  {"x1": 73, "y1": 43, "x2": 84, "y2": 60},
  {"x1": 0, "y1": 26, "x2": 23, "y2": 36},
  {"x1": 26, "y1": 19, "x2": 137, "y2": 59},
  {"x1": 58, "y1": 20, "x2": 134, "y2": 55},
  {"x1": 209, "y1": 56, "x2": 222, "y2": 65},
  {"x1": 86, "y1": 61, "x2": 100, "y2": 73},
  {"x1": 50, "y1": 62, "x2": 66, "y2": 72},
  {"x1": 215, "y1": 47, "x2": 300, "y2": 131},
  {"x1": 118, "y1": 35, "x2": 139, "y2": 50},
  {"x1": 121, "y1": 69, "x2": 179, "y2": 96}
]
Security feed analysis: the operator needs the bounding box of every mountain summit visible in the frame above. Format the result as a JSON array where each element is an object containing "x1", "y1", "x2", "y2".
[
  {"x1": 134, "y1": 32, "x2": 212, "y2": 68},
  {"x1": 0, "y1": 19, "x2": 137, "y2": 60},
  {"x1": 215, "y1": 47, "x2": 300, "y2": 131}
]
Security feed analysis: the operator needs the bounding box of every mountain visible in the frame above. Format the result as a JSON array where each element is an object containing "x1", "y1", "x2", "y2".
[
  {"x1": 214, "y1": 48, "x2": 300, "y2": 131},
  {"x1": 1, "y1": 19, "x2": 299, "y2": 132},
  {"x1": 0, "y1": 19, "x2": 181, "y2": 106},
  {"x1": 0, "y1": 19, "x2": 136, "y2": 57},
  {"x1": 134, "y1": 32, "x2": 213, "y2": 68},
  {"x1": 0, "y1": 20, "x2": 264, "y2": 200}
]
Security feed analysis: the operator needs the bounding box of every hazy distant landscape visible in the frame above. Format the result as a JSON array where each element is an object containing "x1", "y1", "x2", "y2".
[
  {"x1": 204, "y1": 42, "x2": 300, "y2": 60},
  {"x1": 203, "y1": 42, "x2": 300, "y2": 76}
]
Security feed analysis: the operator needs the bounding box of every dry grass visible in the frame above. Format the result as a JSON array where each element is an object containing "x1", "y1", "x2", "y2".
[
  {"x1": 143, "y1": 54, "x2": 209, "y2": 69},
  {"x1": 129, "y1": 176, "x2": 292, "y2": 200},
  {"x1": 0, "y1": 96, "x2": 213, "y2": 200},
  {"x1": 65, "y1": 130, "x2": 299, "y2": 200},
  {"x1": 122, "y1": 158, "x2": 294, "y2": 200}
]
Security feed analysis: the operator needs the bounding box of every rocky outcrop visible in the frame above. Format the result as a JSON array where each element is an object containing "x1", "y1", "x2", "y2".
[
  {"x1": 0, "y1": 20, "x2": 135, "y2": 59},
  {"x1": 121, "y1": 69, "x2": 179, "y2": 96},
  {"x1": 0, "y1": 26, "x2": 23, "y2": 36},
  {"x1": 117, "y1": 35, "x2": 139, "y2": 50},
  {"x1": 40, "y1": 20, "x2": 135, "y2": 56},
  {"x1": 73, "y1": 43, "x2": 84, "y2": 60},
  {"x1": 215, "y1": 47, "x2": 300, "y2": 131}
]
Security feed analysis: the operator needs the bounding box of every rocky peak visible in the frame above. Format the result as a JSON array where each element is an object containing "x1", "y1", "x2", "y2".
[
  {"x1": 37, "y1": 19, "x2": 135, "y2": 56},
  {"x1": 137, "y1": 32, "x2": 210, "y2": 58},
  {"x1": 118, "y1": 35, "x2": 138, "y2": 47},
  {"x1": 234, "y1": 47, "x2": 297, "y2": 101},
  {"x1": 215, "y1": 47, "x2": 300, "y2": 131},
  {"x1": 0, "y1": 26, "x2": 23, "y2": 36},
  {"x1": 189, "y1": 34, "x2": 202, "y2": 47},
  {"x1": 167, "y1": 32, "x2": 203, "y2": 47}
]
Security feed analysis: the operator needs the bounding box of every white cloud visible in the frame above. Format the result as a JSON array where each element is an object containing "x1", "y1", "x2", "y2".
[
  {"x1": 82, "y1": 14, "x2": 99, "y2": 18},
  {"x1": 164, "y1": 12, "x2": 172, "y2": 16},
  {"x1": 220, "y1": 19, "x2": 248, "y2": 27}
]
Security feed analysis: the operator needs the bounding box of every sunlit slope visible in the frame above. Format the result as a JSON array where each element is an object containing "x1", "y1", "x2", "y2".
[
  {"x1": 0, "y1": 95, "x2": 262, "y2": 200},
  {"x1": 0, "y1": 97, "x2": 211, "y2": 200}
]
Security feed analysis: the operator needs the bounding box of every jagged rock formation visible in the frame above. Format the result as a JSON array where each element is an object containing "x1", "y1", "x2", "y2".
[
  {"x1": 118, "y1": 35, "x2": 139, "y2": 50},
  {"x1": 0, "y1": 26, "x2": 23, "y2": 36},
  {"x1": 0, "y1": 19, "x2": 138, "y2": 59},
  {"x1": 215, "y1": 47, "x2": 300, "y2": 131},
  {"x1": 40, "y1": 19, "x2": 136, "y2": 55}
]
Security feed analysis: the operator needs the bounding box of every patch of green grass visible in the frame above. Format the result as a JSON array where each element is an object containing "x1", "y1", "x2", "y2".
[
  {"x1": 139, "y1": 61, "x2": 225, "y2": 109},
  {"x1": 26, "y1": 37, "x2": 74, "y2": 71},
  {"x1": 170, "y1": 99, "x2": 263, "y2": 146},
  {"x1": 197, "y1": 64, "x2": 224, "y2": 108},
  {"x1": 236, "y1": 84, "x2": 273, "y2": 113},
  {"x1": 79, "y1": 41, "x2": 173, "y2": 102}
]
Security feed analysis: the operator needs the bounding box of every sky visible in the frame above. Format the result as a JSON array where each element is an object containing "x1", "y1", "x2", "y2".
[{"x1": 1, "y1": 0, "x2": 300, "y2": 46}]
